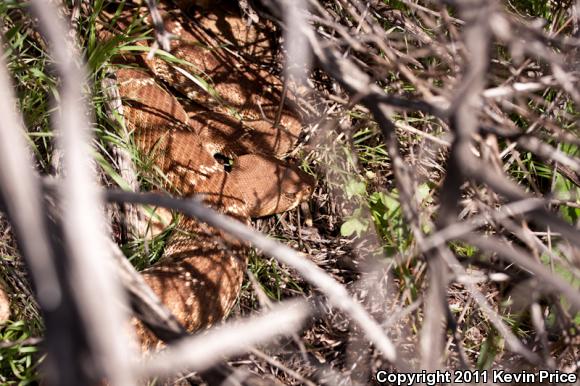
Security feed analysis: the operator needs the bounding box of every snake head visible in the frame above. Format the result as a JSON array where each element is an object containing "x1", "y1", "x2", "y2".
[
  {"x1": 278, "y1": 164, "x2": 315, "y2": 208},
  {"x1": 231, "y1": 154, "x2": 315, "y2": 218}
]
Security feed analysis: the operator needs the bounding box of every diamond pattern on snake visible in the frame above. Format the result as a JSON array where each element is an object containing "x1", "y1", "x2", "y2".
[{"x1": 104, "y1": 0, "x2": 315, "y2": 349}]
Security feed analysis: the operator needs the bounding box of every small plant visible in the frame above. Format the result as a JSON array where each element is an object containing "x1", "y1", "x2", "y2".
[{"x1": 0, "y1": 321, "x2": 42, "y2": 385}]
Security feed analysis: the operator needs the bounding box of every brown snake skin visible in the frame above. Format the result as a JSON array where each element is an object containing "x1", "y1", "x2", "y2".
[{"x1": 109, "y1": 1, "x2": 314, "y2": 348}]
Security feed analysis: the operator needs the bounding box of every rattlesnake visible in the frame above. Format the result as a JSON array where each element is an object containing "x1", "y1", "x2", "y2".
[{"x1": 108, "y1": 1, "x2": 314, "y2": 347}]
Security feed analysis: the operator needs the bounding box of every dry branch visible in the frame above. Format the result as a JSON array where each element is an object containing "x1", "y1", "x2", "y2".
[{"x1": 138, "y1": 300, "x2": 309, "y2": 378}]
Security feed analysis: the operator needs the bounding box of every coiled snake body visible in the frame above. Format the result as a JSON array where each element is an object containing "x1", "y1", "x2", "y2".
[{"x1": 110, "y1": 1, "x2": 314, "y2": 347}]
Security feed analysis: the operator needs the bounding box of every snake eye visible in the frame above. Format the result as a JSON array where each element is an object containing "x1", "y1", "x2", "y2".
[{"x1": 213, "y1": 153, "x2": 234, "y2": 173}]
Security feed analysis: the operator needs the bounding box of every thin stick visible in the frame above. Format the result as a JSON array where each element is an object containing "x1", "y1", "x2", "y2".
[
  {"x1": 30, "y1": 1, "x2": 137, "y2": 384},
  {"x1": 138, "y1": 300, "x2": 309, "y2": 378}
]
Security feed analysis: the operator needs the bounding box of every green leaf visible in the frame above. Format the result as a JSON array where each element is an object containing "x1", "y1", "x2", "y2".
[
  {"x1": 345, "y1": 179, "x2": 366, "y2": 199},
  {"x1": 476, "y1": 333, "x2": 502, "y2": 370},
  {"x1": 340, "y1": 217, "x2": 369, "y2": 237},
  {"x1": 416, "y1": 183, "x2": 432, "y2": 204},
  {"x1": 370, "y1": 191, "x2": 399, "y2": 217}
]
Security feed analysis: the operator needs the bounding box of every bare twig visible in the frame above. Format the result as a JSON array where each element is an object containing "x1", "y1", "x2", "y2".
[
  {"x1": 462, "y1": 234, "x2": 580, "y2": 312},
  {"x1": 0, "y1": 32, "x2": 94, "y2": 386},
  {"x1": 29, "y1": 1, "x2": 136, "y2": 384},
  {"x1": 437, "y1": 247, "x2": 543, "y2": 364},
  {"x1": 138, "y1": 300, "x2": 309, "y2": 378},
  {"x1": 143, "y1": 0, "x2": 172, "y2": 58},
  {"x1": 482, "y1": 75, "x2": 564, "y2": 99},
  {"x1": 0, "y1": 44, "x2": 61, "y2": 318},
  {"x1": 0, "y1": 337, "x2": 43, "y2": 349},
  {"x1": 423, "y1": 198, "x2": 546, "y2": 251}
]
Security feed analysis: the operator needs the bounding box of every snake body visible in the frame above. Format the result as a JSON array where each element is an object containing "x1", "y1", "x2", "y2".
[{"x1": 110, "y1": 2, "x2": 314, "y2": 347}]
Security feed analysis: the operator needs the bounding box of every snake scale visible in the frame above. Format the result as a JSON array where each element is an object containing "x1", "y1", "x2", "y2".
[{"x1": 107, "y1": 1, "x2": 314, "y2": 348}]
